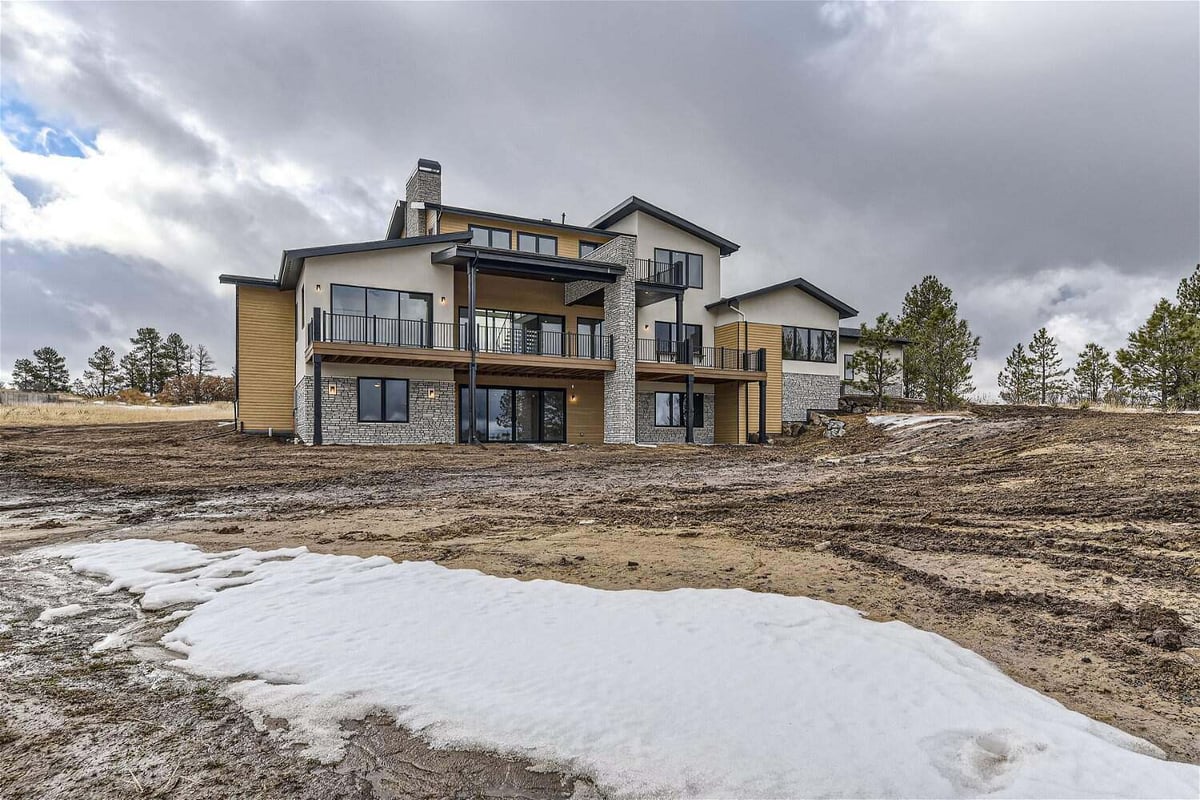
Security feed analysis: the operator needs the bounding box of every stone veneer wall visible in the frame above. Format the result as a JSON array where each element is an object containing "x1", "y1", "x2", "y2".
[
  {"x1": 576, "y1": 235, "x2": 637, "y2": 444},
  {"x1": 294, "y1": 375, "x2": 455, "y2": 445},
  {"x1": 635, "y1": 392, "x2": 714, "y2": 444},
  {"x1": 782, "y1": 373, "x2": 842, "y2": 422}
]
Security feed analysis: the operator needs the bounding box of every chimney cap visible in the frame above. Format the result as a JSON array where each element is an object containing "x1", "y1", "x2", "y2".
[{"x1": 417, "y1": 158, "x2": 441, "y2": 174}]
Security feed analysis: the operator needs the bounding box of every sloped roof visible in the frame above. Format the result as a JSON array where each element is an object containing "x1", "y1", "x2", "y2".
[
  {"x1": 591, "y1": 196, "x2": 739, "y2": 256},
  {"x1": 706, "y1": 276, "x2": 858, "y2": 319}
]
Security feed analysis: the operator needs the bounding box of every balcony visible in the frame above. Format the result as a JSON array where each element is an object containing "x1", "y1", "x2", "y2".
[
  {"x1": 636, "y1": 338, "x2": 766, "y2": 381},
  {"x1": 634, "y1": 259, "x2": 687, "y2": 307},
  {"x1": 306, "y1": 311, "x2": 614, "y2": 377}
]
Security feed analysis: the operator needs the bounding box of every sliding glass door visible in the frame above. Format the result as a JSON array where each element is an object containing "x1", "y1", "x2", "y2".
[{"x1": 458, "y1": 386, "x2": 567, "y2": 443}]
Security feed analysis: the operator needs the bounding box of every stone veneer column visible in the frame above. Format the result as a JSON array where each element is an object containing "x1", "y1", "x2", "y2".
[{"x1": 567, "y1": 235, "x2": 637, "y2": 443}]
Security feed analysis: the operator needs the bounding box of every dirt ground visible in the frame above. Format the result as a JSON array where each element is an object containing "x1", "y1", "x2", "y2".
[{"x1": 1, "y1": 406, "x2": 1197, "y2": 797}]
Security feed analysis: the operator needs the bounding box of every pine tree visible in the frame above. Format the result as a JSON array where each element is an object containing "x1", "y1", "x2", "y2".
[
  {"x1": 998, "y1": 343, "x2": 1037, "y2": 404},
  {"x1": 162, "y1": 333, "x2": 191, "y2": 381},
  {"x1": 192, "y1": 344, "x2": 214, "y2": 378},
  {"x1": 899, "y1": 277, "x2": 979, "y2": 409},
  {"x1": 1175, "y1": 266, "x2": 1200, "y2": 409},
  {"x1": 120, "y1": 351, "x2": 146, "y2": 394},
  {"x1": 849, "y1": 313, "x2": 903, "y2": 410},
  {"x1": 86, "y1": 345, "x2": 119, "y2": 396},
  {"x1": 1116, "y1": 299, "x2": 1185, "y2": 409},
  {"x1": 129, "y1": 327, "x2": 168, "y2": 394},
  {"x1": 1028, "y1": 328, "x2": 1069, "y2": 404},
  {"x1": 11, "y1": 358, "x2": 39, "y2": 391},
  {"x1": 12, "y1": 348, "x2": 70, "y2": 392},
  {"x1": 1073, "y1": 343, "x2": 1113, "y2": 403}
]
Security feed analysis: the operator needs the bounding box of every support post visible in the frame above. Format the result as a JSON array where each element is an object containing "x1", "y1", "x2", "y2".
[
  {"x1": 758, "y1": 378, "x2": 767, "y2": 446},
  {"x1": 312, "y1": 354, "x2": 323, "y2": 446},
  {"x1": 467, "y1": 259, "x2": 479, "y2": 445},
  {"x1": 674, "y1": 293, "x2": 686, "y2": 365},
  {"x1": 685, "y1": 373, "x2": 695, "y2": 444}
]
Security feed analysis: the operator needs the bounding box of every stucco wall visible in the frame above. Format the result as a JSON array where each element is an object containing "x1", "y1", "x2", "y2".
[{"x1": 716, "y1": 289, "x2": 844, "y2": 378}]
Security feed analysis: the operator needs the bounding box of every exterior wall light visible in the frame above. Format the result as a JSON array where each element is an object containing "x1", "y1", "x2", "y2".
[
  {"x1": 569, "y1": 384, "x2": 577, "y2": 402},
  {"x1": 440, "y1": 296, "x2": 447, "y2": 305},
  {"x1": 315, "y1": 284, "x2": 322, "y2": 293},
  {"x1": 428, "y1": 388, "x2": 437, "y2": 399},
  {"x1": 643, "y1": 323, "x2": 650, "y2": 331},
  {"x1": 327, "y1": 383, "x2": 337, "y2": 396}
]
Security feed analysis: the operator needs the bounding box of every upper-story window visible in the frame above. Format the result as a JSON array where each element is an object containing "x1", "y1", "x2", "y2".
[
  {"x1": 469, "y1": 225, "x2": 511, "y2": 249},
  {"x1": 330, "y1": 284, "x2": 432, "y2": 347},
  {"x1": 653, "y1": 248, "x2": 702, "y2": 288},
  {"x1": 782, "y1": 326, "x2": 837, "y2": 363},
  {"x1": 579, "y1": 241, "x2": 600, "y2": 258},
  {"x1": 517, "y1": 232, "x2": 558, "y2": 256}
]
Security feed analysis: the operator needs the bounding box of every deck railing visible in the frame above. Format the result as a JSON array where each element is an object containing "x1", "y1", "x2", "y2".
[
  {"x1": 308, "y1": 311, "x2": 612, "y2": 360},
  {"x1": 635, "y1": 338, "x2": 764, "y2": 371},
  {"x1": 634, "y1": 258, "x2": 686, "y2": 287}
]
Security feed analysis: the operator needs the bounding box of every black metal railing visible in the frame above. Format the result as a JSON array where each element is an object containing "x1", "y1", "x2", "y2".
[
  {"x1": 635, "y1": 338, "x2": 764, "y2": 371},
  {"x1": 635, "y1": 258, "x2": 686, "y2": 287},
  {"x1": 308, "y1": 311, "x2": 612, "y2": 360}
]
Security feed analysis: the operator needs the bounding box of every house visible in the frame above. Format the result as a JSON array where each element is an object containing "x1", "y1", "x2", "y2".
[
  {"x1": 218, "y1": 159, "x2": 863, "y2": 445},
  {"x1": 838, "y1": 326, "x2": 910, "y2": 396}
]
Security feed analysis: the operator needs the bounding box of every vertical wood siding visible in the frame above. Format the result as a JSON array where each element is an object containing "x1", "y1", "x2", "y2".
[
  {"x1": 714, "y1": 322, "x2": 782, "y2": 441},
  {"x1": 440, "y1": 212, "x2": 606, "y2": 259},
  {"x1": 237, "y1": 285, "x2": 296, "y2": 432}
]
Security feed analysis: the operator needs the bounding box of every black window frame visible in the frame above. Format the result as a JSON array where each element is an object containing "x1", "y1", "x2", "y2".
[
  {"x1": 653, "y1": 321, "x2": 702, "y2": 356},
  {"x1": 653, "y1": 247, "x2": 703, "y2": 289},
  {"x1": 457, "y1": 307, "x2": 567, "y2": 355},
  {"x1": 578, "y1": 241, "x2": 600, "y2": 258},
  {"x1": 516, "y1": 231, "x2": 558, "y2": 256},
  {"x1": 357, "y1": 377, "x2": 410, "y2": 423},
  {"x1": 782, "y1": 326, "x2": 838, "y2": 364},
  {"x1": 468, "y1": 224, "x2": 512, "y2": 249},
  {"x1": 457, "y1": 385, "x2": 567, "y2": 443},
  {"x1": 653, "y1": 391, "x2": 704, "y2": 427},
  {"x1": 843, "y1": 353, "x2": 854, "y2": 381}
]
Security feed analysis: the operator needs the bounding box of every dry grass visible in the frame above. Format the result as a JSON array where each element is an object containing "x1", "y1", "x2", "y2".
[{"x1": 0, "y1": 402, "x2": 234, "y2": 427}]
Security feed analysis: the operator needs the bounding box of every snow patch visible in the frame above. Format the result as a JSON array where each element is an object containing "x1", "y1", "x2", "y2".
[
  {"x1": 867, "y1": 413, "x2": 969, "y2": 430},
  {"x1": 36, "y1": 603, "x2": 85, "y2": 623},
  {"x1": 45, "y1": 540, "x2": 1200, "y2": 799}
]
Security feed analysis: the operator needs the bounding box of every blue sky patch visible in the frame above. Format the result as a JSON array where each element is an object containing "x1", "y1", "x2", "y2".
[{"x1": 1, "y1": 94, "x2": 97, "y2": 157}]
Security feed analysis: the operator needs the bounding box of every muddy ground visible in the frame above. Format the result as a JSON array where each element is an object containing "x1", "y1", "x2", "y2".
[{"x1": 1, "y1": 405, "x2": 1197, "y2": 797}]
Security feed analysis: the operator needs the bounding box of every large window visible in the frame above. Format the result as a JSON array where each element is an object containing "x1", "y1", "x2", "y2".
[
  {"x1": 654, "y1": 392, "x2": 704, "y2": 427},
  {"x1": 517, "y1": 232, "x2": 558, "y2": 256},
  {"x1": 844, "y1": 353, "x2": 854, "y2": 381},
  {"x1": 578, "y1": 317, "x2": 606, "y2": 359},
  {"x1": 329, "y1": 284, "x2": 432, "y2": 346},
  {"x1": 469, "y1": 225, "x2": 511, "y2": 249},
  {"x1": 782, "y1": 326, "x2": 838, "y2": 363},
  {"x1": 653, "y1": 248, "x2": 703, "y2": 288},
  {"x1": 459, "y1": 386, "x2": 566, "y2": 443},
  {"x1": 358, "y1": 378, "x2": 409, "y2": 423},
  {"x1": 578, "y1": 241, "x2": 600, "y2": 258},
  {"x1": 654, "y1": 321, "x2": 702, "y2": 358},
  {"x1": 458, "y1": 307, "x2": 565, "y2": 355}
]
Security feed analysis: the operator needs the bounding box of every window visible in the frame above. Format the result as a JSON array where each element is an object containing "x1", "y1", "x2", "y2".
[
  {"x1": 579, "y1": 241, "x2": 600, "y2": 258},
  {"x1": 844, "y1": 353, "x2": 854, "y2": 381},
  {"x1": 329, "y1": 285, "x2": 433, "y2": 346},
  {"x1": 782, "y1": 326, "x2": 838, "y2": 363},
  {"x1": 517, "y1": 232, "x2": 557, "y2": 256},
  {"x1": 577, "y1": 317, "x2": 606, "y2": 358},
  {"x1": 654, "y1": 392, "x2": 704, "y2": 427},
  {"x1": 653, "y1": 248, "x2": 703, "y2": 288},
  {"x1": 358, "y1": 378, "x2": 409, "y2": 423},
  {"x1": 458, "y1": 307, "x2": 566, "y2": 355},
  {"x1": 654, "y1": 321, "x2": 702, "y2": 358},
  {"x1": 458, "y1": 386, "x2": 566, "y2": 443},
  {"x1": 469, "y1": 225, "x2": 511, "y2": 249}
]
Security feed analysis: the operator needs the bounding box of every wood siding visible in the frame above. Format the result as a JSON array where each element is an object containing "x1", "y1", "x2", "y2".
[
  {"x1": 237, "y1": 285, "x2": 296, "y2": 432},
  {"x1": 456, "y1": 374, "x2": 605, "y2": 444},
  {"x1": 453, "y1": 272, "x2": 604, "y2": 331},
  {"x1": 440, "y1": 212, "x2": 607, "y2": 259},
  {"x1": 714, "y1": 322, "x2": 782, "y2": 441}
]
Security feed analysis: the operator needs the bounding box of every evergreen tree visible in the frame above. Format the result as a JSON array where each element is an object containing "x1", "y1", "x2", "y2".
[
  {"x1": 86, "y1": 345, "x2": 119, "y2": 396},
  {"x1": 899, "y1": 277, "x2": 979, "y2": 409},
  {"x1": 162, "y1": 333, "x2": 191, "y2": 381},
  {"x1": 1175, "y1": 266, "x2": 1200, "y2": 409},
  {"x1": 997, "y1": 343, "x2": 1037, "y2": 404},
  {"x1": 1073, "y1": 342, "x2": 1113, "y2": 403},
  {"x1": 192, "y1": 344, "x2": 214, "y2": 378},
  {"x1": 1028, "y1": 327, "x2": 1069, "y2": 404},
  {"x1": 1115, "y1": 299, "x2": 1185, "y2": 409},
  {"x1": 849, "y1": 313, "x2": 903, "y2": 410},
  {"x1": 11, "y1": 348, "x2": 69, "y2": 392},
  {"x1": 120, "y1": 351, "x2": 146, "y2": 393},
  {"x1": 128, "y1": 327, "x2": 168, "y2": 394}
]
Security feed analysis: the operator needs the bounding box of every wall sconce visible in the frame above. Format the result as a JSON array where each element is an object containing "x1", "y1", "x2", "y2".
[
  {"x1": 643, "y1": 323, "x2": 650, "y2": 331},
  {"x1": 439, "y1": 296, "x2": 447, "y2": 305},
  {"x1": 327, "y1": 383, "x2": 337, "y2": 396},
  {"x1": 428, "y1": 388, "x2": 437, "y2": 399},
  {"x1": 315, "y1": 284, "x2": 323, "y2": 293},
  {"x1": 569, "y1": 384, "x2": 577, "y2": 402}
]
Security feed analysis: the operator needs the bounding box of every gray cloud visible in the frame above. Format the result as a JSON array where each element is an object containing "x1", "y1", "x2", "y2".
[{"x1": 1, "y1": 2, "x2": 1196, "y2": 393}]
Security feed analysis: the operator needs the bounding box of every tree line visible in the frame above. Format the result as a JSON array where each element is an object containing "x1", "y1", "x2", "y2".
[
  {"x1": 998, "y1": 266, "x2": 1199, "y2": 410},
  {"x1": 848, "y1": 275, "x2": 981, "y2": 410},
  {"x1": 8, "y1": 328, "x2": 233, "y2": 404}
]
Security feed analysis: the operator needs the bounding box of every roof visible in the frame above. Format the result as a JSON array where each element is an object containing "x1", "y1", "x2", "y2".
[
  {"x1": 384, "y1": 200, "x2": 407, "y2": 240},
  {"x1": 428, "y1": 204, "x2": 620, "y2": 239},
  {"x1": 839, "y1": 326, "x2": 911, "y2": 345},
  {"x1": 431, "y1": 244, "x2": 625, "y2": 283},
  {"x1": 590, "y1": 196, "x2": 740, "y2": 256},
  {"x1": 218, "y1": 274, "x2": 280, "y2": 289},
  {"x1": 705, "y1": 276, "x2": 859, "y2": 319},
  {"x1": 273, "y1": 231, "x2": 473, "y2": 289}
]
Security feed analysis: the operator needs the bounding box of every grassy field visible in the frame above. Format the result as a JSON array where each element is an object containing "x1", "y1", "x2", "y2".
[{"x1": 0, "y1": 401, "x2": 234, "y2": 427}]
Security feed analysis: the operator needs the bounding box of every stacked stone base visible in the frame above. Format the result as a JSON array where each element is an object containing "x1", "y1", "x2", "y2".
[
  {"x1": 294, "y1": 376, "x2": 455, "y2": 445},
  {"x1": 782, "y1": 373, "x2": 841, "y2": 423},
  {"x1": 634, "y1": 393, "x2": 715, "y2": 444}
]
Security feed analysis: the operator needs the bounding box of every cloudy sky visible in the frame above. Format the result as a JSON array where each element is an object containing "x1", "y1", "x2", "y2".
[{"x1": 2, "y1": 2, "x2": 1197, "y2": 397}]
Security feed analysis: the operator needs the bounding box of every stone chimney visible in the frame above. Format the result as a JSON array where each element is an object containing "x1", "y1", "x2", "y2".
[{"x1": 404, "y1": 158, "x2": 442, "y2": 237}]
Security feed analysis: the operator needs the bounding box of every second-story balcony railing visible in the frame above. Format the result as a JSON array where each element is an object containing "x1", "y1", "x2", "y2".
[
  {"x1": 636, "y1": 338, "x2": 765, "y2": 371},
  {"x1": 307, "y1": 311, "x2": 613, "y2": 360},
  {"x1": 635, "y1": 258, "x2": 687, "y2": 287}
]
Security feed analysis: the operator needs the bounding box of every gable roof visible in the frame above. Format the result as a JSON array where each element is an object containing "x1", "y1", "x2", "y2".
[
  {"x1": 256, "y1": 231, "x2": 472, "y2": 290},
  {"x1": 590, "y1": 196, "x2": 740, "y2": 256},
  {"x1": 705, "y1": 276, "x2": 859, "y2": 319}
]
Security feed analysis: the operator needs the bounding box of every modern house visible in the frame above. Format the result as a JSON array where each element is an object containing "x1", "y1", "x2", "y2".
[{"x1": 219, "y1": 159, "x2": 868, "y2": 445}]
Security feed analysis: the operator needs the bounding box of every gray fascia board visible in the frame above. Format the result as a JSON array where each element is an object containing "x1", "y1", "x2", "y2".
[
  {"x1": 275, "y1": 231, "x2": 473, "y2": 289},
  {"x1": 590, "y1": 196, "x2": 740, "y2": 256},
  {"x1": 426, "y1": 204, "x2": 620, "y2": 238},
  {"x1": 705, "y1": 276, "x2": 859, "y2": 319},
  {"x1": 218, "y1": 274, "x2": 280, "y2": 289}
]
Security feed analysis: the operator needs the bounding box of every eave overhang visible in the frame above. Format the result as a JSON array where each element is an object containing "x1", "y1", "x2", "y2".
[
  {"x1": 431, "y1": 244, "x2": 625, "y2": 283},
  {"x1": 591, "y1": 196, "x2": 740, "y2": 256},
  {"x1": 428, "y1": 204, "x2": 620, "y2": 239},
  {"x1": 275, "y1": 231, "x2": 473, "y2": 289},
  {"x1": 706, "y1": 276, "x2": 859, "y2": 320},
  {"x1": 219, "y1": 274, "x2": 281, "y2": 289}
]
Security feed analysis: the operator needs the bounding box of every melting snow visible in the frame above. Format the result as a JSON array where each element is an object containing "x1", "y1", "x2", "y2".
[
  {"x1": 43, "y1": 539, "x2": 1200, "y2": 799},
  {"x1": 36, "y1": 603, "x2": 84, "y2": 623},
  {"x1": 867, "y1": 413, "x2": 969, "y2": 430}
]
